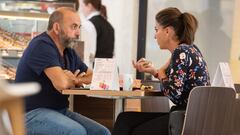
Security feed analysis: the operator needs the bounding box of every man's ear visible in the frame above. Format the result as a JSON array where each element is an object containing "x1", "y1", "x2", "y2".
[{"x1": 53, "y1": 23, "x2": 61, "y2": 35}]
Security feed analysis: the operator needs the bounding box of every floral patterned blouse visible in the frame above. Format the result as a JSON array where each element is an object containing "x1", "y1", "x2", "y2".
[{"x1": 161, "y1": 44, "x2": 210, "y2": 106}]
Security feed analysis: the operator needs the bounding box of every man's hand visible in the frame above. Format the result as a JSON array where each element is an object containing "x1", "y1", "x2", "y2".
[
  {"x1": 75, "y1": 69, "x2": 93, "y2": 86},
  {"x1": 74, "y1": 69, "x2": 80, "y2": 77},
  {"x1": 63, "y1": 70, "x2": 75, "y2": 79},
  {"x1": 74, "y1": 70, "x2": 86, "y2": 86},
  {"x1": 63, "y1": 70, "x2": 78, "y2": 85},
  {"x1": 64, "y1": 69, "x2": 87, "y2": 87}
]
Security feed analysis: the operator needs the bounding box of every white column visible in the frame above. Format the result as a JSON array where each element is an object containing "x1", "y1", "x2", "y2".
[{"x1": 102, "y1": 0, "x2": 139, "y2": 75}]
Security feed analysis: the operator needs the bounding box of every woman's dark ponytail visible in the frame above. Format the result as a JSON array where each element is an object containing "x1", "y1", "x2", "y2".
[{"x1": 179, "y1": 12, "x2": 198, "y2": 45}]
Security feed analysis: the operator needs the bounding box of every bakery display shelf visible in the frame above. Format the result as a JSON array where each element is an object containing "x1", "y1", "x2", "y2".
[
  {"x1": 0, "y1": 10, "x2": 49, "y2": 21},
  {"x1": 0, "y1": 48, "x2": 23, "y2": 58},
  {"x1": 0, "y1": 60, "x2": 16, "y2": 80}
]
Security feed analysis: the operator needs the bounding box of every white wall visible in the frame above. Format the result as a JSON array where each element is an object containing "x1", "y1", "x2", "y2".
[{"x1": 102, "y1": 0, "x2": 139, "y2": 75}]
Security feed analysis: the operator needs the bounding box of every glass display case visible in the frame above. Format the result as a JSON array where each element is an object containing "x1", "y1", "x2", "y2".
[{"x1": 0, "y1": 1, "x2": 75, "y2": 80}]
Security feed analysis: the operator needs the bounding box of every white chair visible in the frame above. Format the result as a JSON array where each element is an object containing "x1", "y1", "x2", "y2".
[{"x1": 0, "y1": 80, "x2": 40, "y2": 135}]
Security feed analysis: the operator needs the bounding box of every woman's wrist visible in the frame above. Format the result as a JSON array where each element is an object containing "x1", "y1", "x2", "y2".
[
  {"x1": 153, "y1": 72, "x2": 159, "y2": 78},
  {"x1": 160, "y1": 76, "x2": 168, "y2": 82},
  {"x1": 158, "y1": 69, "x2": 168, "y2": 82},
  {"x1": 152, "y1": 69, "x2": 159, "y2": 78}
]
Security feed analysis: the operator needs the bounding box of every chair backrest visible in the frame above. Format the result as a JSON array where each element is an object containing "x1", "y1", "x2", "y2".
[
  {"x1": 169, "y1": 110, "x2": 185, "y2": 135},
  {"x1": 141, "y1": 80, "x2": 170, "y2": 112},
  {"x1": 181, "y1": 86, "x2": 236, "y2": 135},
  {"x1": 0, "y1": 81, "x2": 40, "y2": 135},
  {"x1": 233, "y1": 83, "x2": 240, "y2": 135},
  {"x1": 234, "y1": 83, "x2": 240, "y2": 93},
  {"x1": 233, "y1": 98, "x2": 240, "y2": 135}
]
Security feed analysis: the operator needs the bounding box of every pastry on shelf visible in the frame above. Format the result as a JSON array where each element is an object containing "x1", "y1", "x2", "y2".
[
  {"x1": 0, "y1": 27, "x2": 29, "y2": 50},
  {"x1": 0, "y1": 64, "x2": 16, "y2": 80}
]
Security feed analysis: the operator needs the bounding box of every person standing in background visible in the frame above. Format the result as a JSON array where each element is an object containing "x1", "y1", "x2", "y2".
[{"x1": 79, "y1": 0, "x2": 114, "y2": 67}]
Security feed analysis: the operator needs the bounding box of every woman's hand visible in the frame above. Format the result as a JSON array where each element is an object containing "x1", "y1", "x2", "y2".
[{"x1": 132, "y1": 58, "x2": 157, "y2": 75}]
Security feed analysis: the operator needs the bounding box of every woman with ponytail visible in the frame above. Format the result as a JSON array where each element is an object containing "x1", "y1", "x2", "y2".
[{"x1": 112, "y1": 7, "x2": 210, "y2": 135}]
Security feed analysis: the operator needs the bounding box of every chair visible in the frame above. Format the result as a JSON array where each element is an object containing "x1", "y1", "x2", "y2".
[
  {"x1": 140, "y1": 80, "x2": 170, "y2": 112},
  {"x1": 169, "y1": 110, "x2": 185, "y2": 135},
  {"x1": 234, "y1": 83, "x2": 240, "y2": 93},
  {"x1": 233, "y1": 98, "x2": 240, "y2": 135},
  {"x1": 0, "y1": 80, "x2": 40, "y2": 135},
  {"x1": 181, "y1": 86, "x2": 235, "y2": 135}
]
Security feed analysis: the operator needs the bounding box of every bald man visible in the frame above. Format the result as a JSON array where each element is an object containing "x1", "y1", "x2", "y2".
[{"x1": 15, "y1": 7, "x2": 110, "y2": 135}]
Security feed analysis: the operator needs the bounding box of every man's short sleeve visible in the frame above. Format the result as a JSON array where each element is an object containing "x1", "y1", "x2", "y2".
[{"x1": 27, "y1": 41, "x2": 61, "y2": 75}]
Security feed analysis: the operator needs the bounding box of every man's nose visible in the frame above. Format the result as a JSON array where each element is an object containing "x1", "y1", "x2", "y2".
[{"x1": 75, "y1": 30, "x2": 80, "y2": 38}]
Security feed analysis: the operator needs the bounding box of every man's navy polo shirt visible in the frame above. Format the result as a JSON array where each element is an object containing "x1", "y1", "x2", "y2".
[{"x1": 15, "y1": 32, "x2": 88, "y2": 112}]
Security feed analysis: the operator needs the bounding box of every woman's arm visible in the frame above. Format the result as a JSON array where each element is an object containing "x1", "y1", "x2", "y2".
[{"x1": 157, "y1": 59, "x2": 171, "y2": 81}]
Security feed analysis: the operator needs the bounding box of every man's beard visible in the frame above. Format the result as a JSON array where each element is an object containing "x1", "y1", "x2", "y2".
[{"x1": 59, "y1": 29, "x2": 78, "y2": 48}]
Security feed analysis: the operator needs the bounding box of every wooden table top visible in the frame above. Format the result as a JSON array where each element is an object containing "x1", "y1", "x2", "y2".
[{"x1": 62, "y1": 89, "x2": 164, "y2": 98}]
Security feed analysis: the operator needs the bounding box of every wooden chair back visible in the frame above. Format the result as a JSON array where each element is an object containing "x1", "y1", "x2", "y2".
[
  {"x1": 181, "y1": 86, "x2": 235, "y2": 135},
  {"x1": 234, "y1": 83, "x2": 240, "y2": 93},
  {"x1": 141, "y1": 80, "x2": 170, "y2": 112},
  {"x1": 233, "y1": 97, "x2": 240, "y2": 135},
  {"x1": 0, "y1": 82, "x2": 40, "y2": 135}
]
